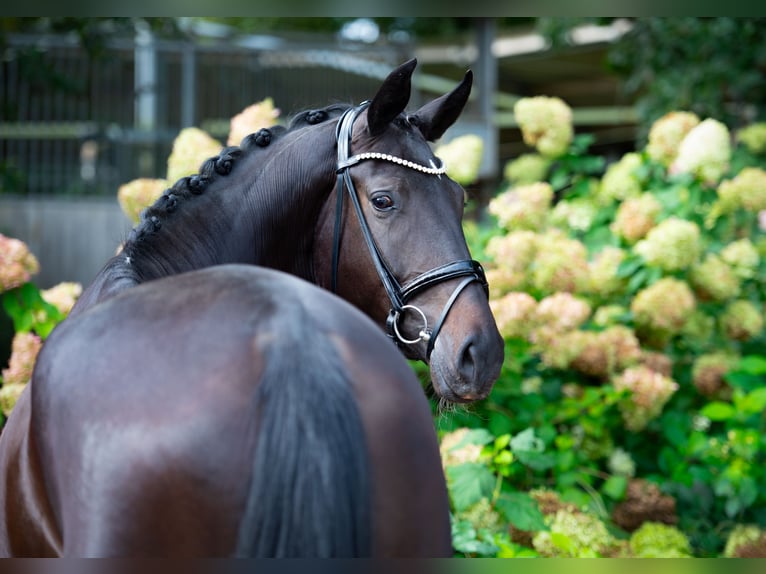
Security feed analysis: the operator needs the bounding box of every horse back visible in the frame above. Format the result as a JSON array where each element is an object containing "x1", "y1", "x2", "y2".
[{"x1": 9, "y1": 265, "x2": 450, "y2": 556}]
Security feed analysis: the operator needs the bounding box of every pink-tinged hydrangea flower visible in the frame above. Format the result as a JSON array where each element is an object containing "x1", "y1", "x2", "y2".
[
  {"x1": 587, "y1": 247, "x2": 627, "y2": 297},
  {"x1": 439, "y1": 428, "x2": 485, "y2": 468},
  {"x1": 689, "y1": 254, "x2": 741, "y2": 301},
  {"x1": 503, "y1": 153, "x2": 551, "y2": 185},
  {"x1": 535, "y1": 291, "x2": 591, "y2": 332},
  {"x1": 737, "y1": 122, "x2": 766, "y2": 155},
  {"x1": 488, "y1": 182, "x2": 553, "y2": 231},
  {"x1": 435, "y1": 134, "x2": 484, "y2": 186},
  {"x1": 569, "y1": 326, "x2": 641, "y2": 379},
  {"x1": 670, "y1": 118, "x2": 731, "y2": 185},
  {"x1": 723, "y1": 525, "x2": 766, "y2": 558},
  {"x1": 613, "y1": 366, "x2": 679, "y2": 432},
  {"x1": 720, "y1": 238, "x2": 760, "y2": 279},
  {"x1": 691, "y1": 352, "x2": 738, "y2": 398},
  {"x1": 485, "y1": 231, "x2": 539, "y2": 297},
  {"x1": 532, "y1": 230, "x2": 590, "y2": 293},
  {"x1": 117, "y1": 178, "x2": 168, "y2": 224},
  {"x1": 536, "y1": 328, "x2": 590, "y2": 370},
  {"x1": 490, "y1": 291, "x2": 537, "y2": 339},
  {"x1": 0, "y1": 382, "x2": 25, "y2": 417},
  {"x1": 514, "y1": 96, "x2": 574, "y2": 158},
  {"x1": 646, "y1": 111, "x2": 700, "y2": 167},
  {"x1": 715, "y1": 167, "x2": 766, "y2": 214},
  {"x1": 166, "y1": 127, "x2": 222, "y2": 184},
  {"x1": 631, "y1": 278, "x2": 696, "y2": 335},
  {"x1": 1, "y1": 331, "x2": 42, "y2": 387},
  {"x1": 550, "y1": 198, "x2": 598, "y2": 232},
  {"x1": 486, "y1": 267, "x2": 526, "y2": 299},
  {"x1": 41, "y1": 282, "x2": 83, "y2": 316},
  {"x1": 610, "y1": 193, "x2": 662, "y2": 243},
  {"x1": 227, "y1": 98, "x2": 280, "y2": 146},
  {"x1": 0, "y1": 234, "x2": 39, "y2": 293},
  {"x1": 634, "y1": 217, "x2": 701, "y2": 271},
  {"x1": 720, "y1": 300, "x2": 764, "y2": 341},
  {"x1": 598, "y1": 153, "x2": 643, "y2": 205},
  {"x1": 486, "y1": 231, "x2": 538, "y2": 270}
]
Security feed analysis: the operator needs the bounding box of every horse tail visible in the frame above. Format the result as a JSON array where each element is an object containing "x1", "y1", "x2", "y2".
[{"x1": 234, "y1": 311, "x2": 372, "y2": 557}]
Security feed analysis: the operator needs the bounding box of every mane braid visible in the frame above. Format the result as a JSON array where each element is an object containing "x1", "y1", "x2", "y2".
[{"x1": 123, "y1": 103, "x2": 347, "y2": 267}]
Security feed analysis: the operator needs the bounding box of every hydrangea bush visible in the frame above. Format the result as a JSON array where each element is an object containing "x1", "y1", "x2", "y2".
[
  {"x1": 0, "y1": 235, "x2": 81, "y2": 418},
  {"x1": 440, "y1": 98, "x2": 766, "y2": 557}
]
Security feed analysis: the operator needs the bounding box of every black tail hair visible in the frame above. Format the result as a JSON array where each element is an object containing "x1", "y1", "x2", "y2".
[{"x1": 235, "y1": 312, "x2": 372, "y2": 557}]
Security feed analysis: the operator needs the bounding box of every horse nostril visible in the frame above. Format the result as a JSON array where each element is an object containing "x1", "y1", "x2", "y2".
[{"x1": 457, "y1": 339, "x2": 478, "y2": 384}]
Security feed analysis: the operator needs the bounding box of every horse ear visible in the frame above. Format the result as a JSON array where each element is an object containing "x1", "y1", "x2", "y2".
[
  {"x1": 366, "y1": 58, "x2": 417, "y2": 136},
  {"x1": 411, "y1": 70, "x2": 473, "y2": 142}
]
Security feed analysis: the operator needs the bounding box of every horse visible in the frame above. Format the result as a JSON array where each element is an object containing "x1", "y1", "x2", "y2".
[
  {"x1": 0, "y1": 58, "x2": 504, "y2": 556},
  {"x1": 1, "y1": 265, "x2": 453, "y2": 556}
]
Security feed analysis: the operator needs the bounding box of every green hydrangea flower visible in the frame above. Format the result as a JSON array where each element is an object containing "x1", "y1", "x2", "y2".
[
  {"x1": 720, "y1": 238, "x2": 760, "y2": 279},
  {"x1": 488, "y1": 183, "x2": 553, "y2": 231},
  {"x1": 629, "y1": 522, "x2": 692, "y2": 557},
  {"x1": 716, "y1": 167, "x2": 766, "y2": 214},
  {"x1": 598, "y1": 153, "x2": 643, "y2": 205},
  {"x1": 646, "y1": 111, "x2": 700, "y2": 167},
  {"x1": 503, "y1": 153, "x2": 551, "y2": 184},
  {"x1": 531, "y1": 230, "x2": 590, "y2": 293},
  {"x1": 634, "y1": 217, "x2": 701, "y2": 271},
  {"x1": 631, "y1": 278, "x2": 696, "y2": 335},
  {"x1": 532, "y1": 509, "x2": 619, "y2": 557},
  {"x1": 435, "y1": 134, "x2": 484, "y2": 186},
  {"x1": 117, "y1": 178, "x2": 168, "y2": 224},
  {"x1": 720, "y1": 300, "x2": 764, "y2": 341},
  {"x1": 550, "y1": 198, "x2": 598, "y2": 232},
  {"x1": 587, "y1": 247, "x2": 627, "y2": 297},
  {"x1": 514, "y1": 96, "x2": 574, "y2": 158},
  {"x1": 166, "y1": 127, "x2": 223, "y2": 183},
  {"x1": 737, "y1": 122, "x2": 766, "y2": 155},
  {"x1": 670, "y1": 118, "x2": 731, "y2": 185},
  {"x1": 608, "y1": 447, "x2": 636, "y2": 478},
  {"x1": 689, "y1": 254, "x2": 741, "y2": 301}
]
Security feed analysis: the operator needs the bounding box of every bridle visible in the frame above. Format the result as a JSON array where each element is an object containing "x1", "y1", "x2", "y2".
[{"x1": 331, "y1": 102, "x2": 489, "y2": 358}]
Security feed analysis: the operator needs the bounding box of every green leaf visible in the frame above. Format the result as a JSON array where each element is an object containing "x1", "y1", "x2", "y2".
[
  {"x1": 510, "y1": 428, "x2": 544, "y2": 453},
  {"x1": 616, "y1": 256, "x2": 643, "y2": 278},
  {"x1": 700, "y1": 402, "x2": 736, "y2": 421},
  {"x1": 445, "y1": 463, "x2": 496, "y2": 513},
  {"x1": 739, "y1": 388, "x2": 766, "y2": 415},
  {"x1": 515, "y1": 450, "x2": 557, "y2": 471},
  {"x1": 495, "y1": 491, "x2": 548, "y2": 532},
  {"x1": 737, "y1": 355, "x2": 766, "y2": 375},
  {"x1": 601, "y1": 476, "x2": 628, "y2": 501},
  {"x1": 724, "y1": 371, "x2": 764, "y2": 392}
]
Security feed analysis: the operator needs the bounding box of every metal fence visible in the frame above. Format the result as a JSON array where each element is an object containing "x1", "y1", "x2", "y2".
[{"x1": 0, "y1": 32, "x2": 409, "y2": 197}]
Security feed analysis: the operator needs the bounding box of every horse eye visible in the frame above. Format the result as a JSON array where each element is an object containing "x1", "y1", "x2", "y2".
[{"x1": 371, "y1": 195, "x2": 395, "y2": 211}]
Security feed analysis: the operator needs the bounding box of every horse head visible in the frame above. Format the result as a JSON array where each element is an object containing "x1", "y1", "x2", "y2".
[{"x1": 316, "y1": 59, "x2": 504, "y2": 403}]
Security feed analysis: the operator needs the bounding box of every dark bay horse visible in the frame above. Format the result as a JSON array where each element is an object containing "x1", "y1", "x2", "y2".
[
  {"x1": 2, "y1": 265, "x2": 452, "y2": 556},
  {"x1": 0, "y1": 59, "x2": 503, "y2": 556}
]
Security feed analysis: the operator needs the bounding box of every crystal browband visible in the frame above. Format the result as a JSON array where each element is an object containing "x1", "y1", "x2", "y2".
[{"x1": 337, "y1": 152, "x2": 447, "y2": 175}]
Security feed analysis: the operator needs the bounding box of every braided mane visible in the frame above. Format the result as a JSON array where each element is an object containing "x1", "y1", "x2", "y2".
[{"x1": 124, "y1": 103, "x2": 352, "y2": 253}]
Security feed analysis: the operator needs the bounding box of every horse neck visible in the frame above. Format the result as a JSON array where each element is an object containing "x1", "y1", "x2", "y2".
[{"x1": 72, "y1": 121, "x2": 339, "y2": 316}]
